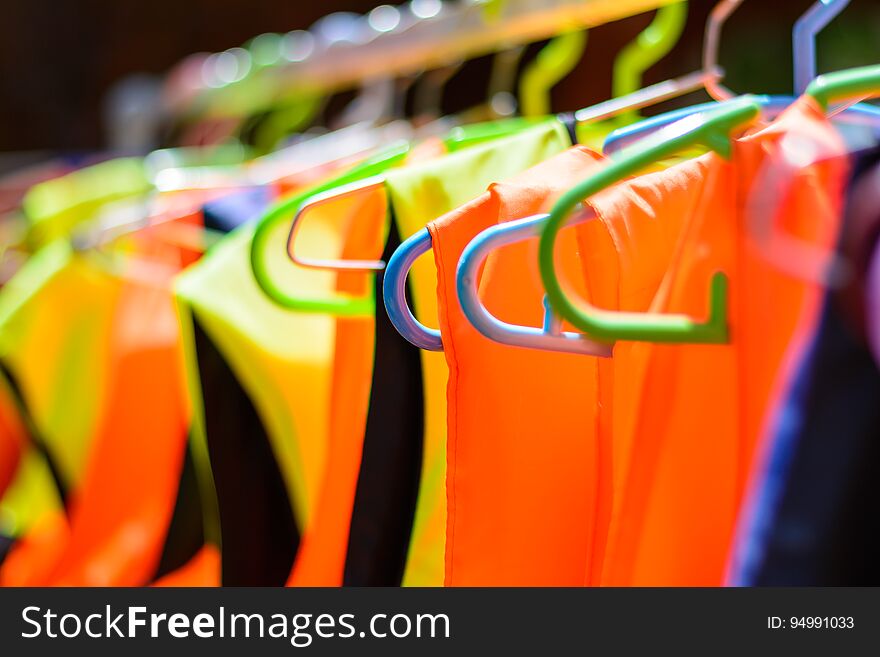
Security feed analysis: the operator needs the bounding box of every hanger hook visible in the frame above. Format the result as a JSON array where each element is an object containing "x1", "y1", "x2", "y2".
[
  {"x1": 702, "y1": 0, "x2": 745, "y2": 101},
  {"x1": 613, "y1": 1, "x2": 689, "y2": 123},
  {"x1": 539, "y1": 99, "x2": 763, "y2": 344},
  {"x1": 793, "y1": 0, "x2": 852, "y2": 95}
]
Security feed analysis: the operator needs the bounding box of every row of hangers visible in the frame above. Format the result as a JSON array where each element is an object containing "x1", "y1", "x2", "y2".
[
  {"x1": 167, "y1": 0, "x2": 690, "y2": 130},
  {"x1": 36, "y1": 0, "x2": 690, "y2": 266},
  {"x1": 242, "y1": 0, "x2": 880, "y2": 355},
  {"x1": 8, "y1": 1, "x2": 878, "y2": 357}
]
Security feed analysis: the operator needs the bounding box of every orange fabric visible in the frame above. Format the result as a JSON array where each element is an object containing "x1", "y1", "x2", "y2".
[
  {"x1": 575, "y1": 97, "x2": 846, "y2": 586},
  {"x1": 0, "y1": 510, "x2": 68, "y2": 586},
  {"x1": 428, "y1": 146, "x2": 606, "y2": 585},
  {"x1": 1, "y1": 232, "x2": 194, "y2": 586},
  {"x1": 152, "y1": 545, "x2": 221, "y2": 587},
  {"x1": 47, "y1": 254, "x2": 190, "y2": 586},
  {"x1": 287, "y1": 186, "x2": 388, "y2": 586},
  {"x1": 0, "y1": 186, "x2": 256, "y2": 586},
  {"x1": 150, "y1": 188, "x2": 240, "y2": 266},
  {"x1": 288, "y1": 143, "x2": 442, "y2": 586}
]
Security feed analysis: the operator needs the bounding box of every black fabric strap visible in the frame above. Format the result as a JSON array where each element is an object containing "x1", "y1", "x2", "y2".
[
  {"x1": 151, "y1": 442, "x2": 206, "y2": 581},
  {"x1": 0, "y1": 363, "x2": 68, "y2": 509},
  {"x1": 192, "y1": 316, "x2": 300, "y2": 586},
  {"x1": 342, "y1": 215, "x2": 424, "y2": 586}
]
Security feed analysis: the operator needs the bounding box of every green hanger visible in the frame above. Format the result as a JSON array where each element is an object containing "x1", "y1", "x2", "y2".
[
  {"x1": 806, "y1": 63, "x2": 880, "y2": 110},
  {"x1": 519, "y1": 30, "x2": 588, "y2": 118},
  {"x1": 444, "y1": 116, "x2": 553, "y2": 152},
  {"x1": 249, "y1": 111, "x2": 559, "y2": 314},
  {"x1": 612, "y1": 1, "x2": 688, "y2": 125},
  {"x1": 249, "y1": 141, "x2": 410, "y2": 316},
  {"x1": 518, "y1": 2, "x2": 688, "y2": 120},
  {"x1": 538, "y1": 96, "x2": 762, "y2": 344},
  {"x1": 535, "y1": 64, "x2": 880, "y2": 345},
  {"x1": 248, "y1": 1, "x2": 691, "y2": 314}
]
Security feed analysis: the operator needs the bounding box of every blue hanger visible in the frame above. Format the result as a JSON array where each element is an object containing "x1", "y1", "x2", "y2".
[
  {"x1": 793, "y1": 0, "x2": 851, "y2": 95},
  {"x1": 605, "y1": 95, "x2": 880, "y2": 154},
  {"x1": 455, "y1": 214, "x2": 612, "y2": 356},
  {"x1": 461, "y1": 67, "x2": 880, "y2": 353},
  {"x1": 384, "y1": 3, "x2": 714, "y2": 351},
  {"x1": 604, "y1": 0, "x2": 876, "y2": 154},
  {"x1": 384, "y1": 219, "x2": 614, "y2": 355},
  {"x1": 383, "y1": 228, "x2": 443, "y2": 351},
  {"x1": 456, "y1": 99, "x2": 762, "y2": 351}
]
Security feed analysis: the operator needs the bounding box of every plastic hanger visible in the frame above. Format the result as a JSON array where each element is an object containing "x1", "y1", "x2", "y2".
[
  {"x1": 520, "y1": 2, "x2": 689, "y2": 126},
  {"x1": 255, "y1": 3, "x2": 700, "y2": 323},
  {"x1": 449, "y1": 99, "x2": 754, "y2": 351},
  {"x1": 383, "y1": 0, "x2": 590, "y2": 348},
  {"x1": 249, "y1": 54, "x2": 559, "y2": 315},
  {"x1": 700, "y1": 0, "x2": 743, "y2": 102},
  {"x1": 179, "y1": 0, "x2": 685, "y2": 125},
  {"x1": 460, "y1": 213, "x2": 613, "y2": 356},
  {"x1": 372, "y1": 19, "x2": 587, "y2": 344},
  {"x1": 384, "y1": 210, "x2": 613, "y2": 355},
  {"x1": 519, "y1": 30, "x2": 588, "y2": 118},
  {"x1": 599, "y1": 0, "x2": 746, "y2": 152},
  {"x1": 255, "y1": 5, "x2": 593, "y2": 314},
  {"x1": 430, "y1": 98, "x2": 758, "y2": 355},
  {"x1": 536, "y1": 98, "x2": 755, "y2": 344},
  {"x1": 793, "y1": 0, "x2": 851, "y2": 95},
  {"x1": 529, "y1": 65, "x2": 880, "y2": 347},
  {"x1": 613, "y1": 1, "x2": 688, "y2": 125},
  {"x1": 518, "y1": 0, "x2": 686, "y2": 119},
  {"x1": 807, "y1": 63, "x2": 880, "y2": 110},
  {"x1": 252, "y1": 115, "x2": 547, "y2": 316},
  {"x1": 604, "y1": 0, "x2": 880, "y2": 153},
  {"x1": 250, "y1": 142, "x2": 411, "y2": 316},
  {"x1": 384, "y1": 4, "x2": 714, "y2": 351}
]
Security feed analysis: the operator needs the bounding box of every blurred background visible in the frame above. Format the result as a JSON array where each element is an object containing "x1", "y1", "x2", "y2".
[{"x1": 2, "y1": 0, "x2": 879, "y2": 158}]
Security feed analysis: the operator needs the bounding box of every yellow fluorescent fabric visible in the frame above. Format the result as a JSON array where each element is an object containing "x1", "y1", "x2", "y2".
[
  {"x1": 385, "y1": 121, "x2": 572, "y2": 586},
  {"x1": 22, "y1": 158, "x2": 151, "y2": 248},
  {"x1": 0, "y1": 241, "x2": 119, "y2": 489},
  {"x1": 0, "y1": 446, "x2": 62, "y2": 537},
  {"x1": 175, "y1": 210, "x2": 344, "y2": 532}
]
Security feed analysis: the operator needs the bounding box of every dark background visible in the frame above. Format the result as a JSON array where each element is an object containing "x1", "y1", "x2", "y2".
[{"x1": 1, "y1": 0, "x2": 878, "y2": 152}]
